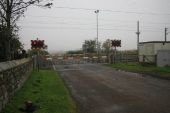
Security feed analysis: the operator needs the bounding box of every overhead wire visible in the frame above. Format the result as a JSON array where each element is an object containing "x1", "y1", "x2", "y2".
[
  {"x1": 17, "y1": 6, "x2": 170, "y2": 33},
  {"x1": 17, "y1": 20, "x2": 165, "y2": 31},
  {"x1": 54, "y1": 6, "x2": 170, "y2": 16},
  {"x1": 23, "y1": 15, "x2": 170, "y2": 26},
  {"x1": 19, "y1": 25, "x2": 162, "y2": 32}
]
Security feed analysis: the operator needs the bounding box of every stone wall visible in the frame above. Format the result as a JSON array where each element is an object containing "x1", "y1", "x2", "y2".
[{"x1": 0, "y1": 59, "x2": 33, "y2": 112}]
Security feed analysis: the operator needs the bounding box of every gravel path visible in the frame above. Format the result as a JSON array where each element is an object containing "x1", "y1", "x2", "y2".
[{"x1": 55, "y1": 64, "x2": 170, "y2": 113}]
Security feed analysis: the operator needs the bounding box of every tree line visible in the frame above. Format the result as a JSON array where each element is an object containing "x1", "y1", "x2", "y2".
[
  {"x1": 82, "y1": 39, "x2": 111, "y2": 55},
  {"x1": 66, "y1": 39, "x2": 137, "y2": 63},
  {"x1": 66, "y1": 39, "x2": 111, "y2": 55}
]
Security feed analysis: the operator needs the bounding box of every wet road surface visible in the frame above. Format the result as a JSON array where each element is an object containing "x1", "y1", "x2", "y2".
[{"x1": 55, "y1": 64, "x2": 170, "y2": 113}]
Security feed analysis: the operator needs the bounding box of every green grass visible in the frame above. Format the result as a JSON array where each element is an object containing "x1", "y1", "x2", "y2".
[
  {"x1": 106, "y1": 62, "x2": 170, "y2": 79},
  {"x1": 1, "y1": 70, "x2": 76, "y2": 113}
]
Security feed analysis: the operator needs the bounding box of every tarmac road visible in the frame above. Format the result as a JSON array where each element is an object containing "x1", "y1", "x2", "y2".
[{"x1": 55, "y1": 64, "x2": 170, "y2": 113}]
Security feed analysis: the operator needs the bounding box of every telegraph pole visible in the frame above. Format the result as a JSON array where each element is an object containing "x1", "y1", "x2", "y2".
[
  {"x1": 165, "y1": 28, "x2": 168, "y2": 42},
  {"x1": 136, "y1": 21, "x2": 140, "y2": 61}
]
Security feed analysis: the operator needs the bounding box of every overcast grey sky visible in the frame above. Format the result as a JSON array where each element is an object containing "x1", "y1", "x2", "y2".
[{"x1": 17, "y1": 0, "x2": 170, "y2": 52}]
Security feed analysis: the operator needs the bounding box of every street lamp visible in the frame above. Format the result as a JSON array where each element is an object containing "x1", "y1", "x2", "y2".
[
  {"x1": 94, "y1": 10, "x2": 99, "y2": 62},
  {"x1": 136, "y1": 21, "x2": 140, "y2": 61}
]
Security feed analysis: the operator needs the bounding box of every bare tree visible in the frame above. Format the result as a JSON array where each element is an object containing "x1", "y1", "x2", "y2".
[
  {"x1": 0, "y1": 0, "x2": 53, "y2": 60},
  {"x1": 82, "y1": 40, "x2": 96, "y2": 53}
]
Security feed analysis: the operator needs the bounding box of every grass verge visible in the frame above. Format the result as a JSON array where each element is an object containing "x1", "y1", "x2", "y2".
[
  {"x1": 1, "y1": 70, "x2": 76, "y2": 113},
  {"x1": 106, "y1": 62, "x2": 170, "y2": 79}
]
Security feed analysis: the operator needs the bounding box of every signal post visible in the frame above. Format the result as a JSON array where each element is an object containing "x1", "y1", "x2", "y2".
[
  {"x1": 31, "y1": 38, "x2": 47, "y2": 71},
  {"x1": 111, "y1": 40, "x2": 121, "y2": 64}
]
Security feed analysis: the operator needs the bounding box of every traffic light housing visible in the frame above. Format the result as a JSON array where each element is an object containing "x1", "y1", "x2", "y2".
[{"x1": 31, "y1": 40, "x2": 37, "y2": 49}]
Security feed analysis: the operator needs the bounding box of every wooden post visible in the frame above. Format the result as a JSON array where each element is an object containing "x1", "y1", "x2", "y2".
[
  {"x1": 125, "y1": 51, "x2": 127, "y2": 63},
  {"x1": 114, "y1": 46, "x2": 116, "y2": 64},
  {"x1": 37, "y1": 50, "x2": 40, "y2": 72}
]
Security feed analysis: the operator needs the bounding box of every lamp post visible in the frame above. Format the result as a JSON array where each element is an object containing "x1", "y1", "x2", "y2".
[
  {"x1": 95, "y1": 10, "x2": 99, "y2": 62},
  {"x1": 136, "y1": 21, "x2": 140, "y2": 62}
]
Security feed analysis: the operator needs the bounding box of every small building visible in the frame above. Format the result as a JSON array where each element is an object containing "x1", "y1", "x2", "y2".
[{"x1": 139, "y1": 41, "x2": 170, "y2": 63}]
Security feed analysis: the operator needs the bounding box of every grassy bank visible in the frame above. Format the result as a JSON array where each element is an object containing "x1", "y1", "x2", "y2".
[
  {"x1": 1, "y1": 70, "x2": 76, "y2": 113},
  {"x1": 106, "y1": 62, "x2": 170, "y2": 79}
]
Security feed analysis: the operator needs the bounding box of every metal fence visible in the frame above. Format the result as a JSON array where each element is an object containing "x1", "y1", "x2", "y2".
[
  {"x1": 54, "y1": 54, "x2": 138, "y2": 65},
  {"x1": 113, "y1": 54, "x2": 138, "y2": 63}
]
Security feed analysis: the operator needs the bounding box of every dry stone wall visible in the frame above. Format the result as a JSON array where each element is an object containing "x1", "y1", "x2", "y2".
[{"x1": 0, "y1": 59, "x2": 33, "y2": 112}]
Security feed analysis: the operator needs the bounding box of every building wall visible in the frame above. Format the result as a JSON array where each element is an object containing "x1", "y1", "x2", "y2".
[
  {"x1": 139, "y1": 43, "x2": 154, "y2": 55},
  {"x1": 139, "y1": 43, "x2": 155, "y2": 62},
  {"x1": 154, "y1": 43, "x2": 170, "y2": 54}
]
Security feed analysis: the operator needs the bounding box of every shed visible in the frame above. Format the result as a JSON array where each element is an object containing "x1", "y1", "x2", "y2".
[{"x1": 139, "y1": 41, "x2": 170, "y2": 63}]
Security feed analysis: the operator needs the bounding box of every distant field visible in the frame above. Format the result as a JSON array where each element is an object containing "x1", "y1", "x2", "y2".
[
  {"x1": 106, "y1": 62, "x2": 170, "y2": 79},
  {"x1": 1, "y1": 70, "x2": 76, "y2": 113}
]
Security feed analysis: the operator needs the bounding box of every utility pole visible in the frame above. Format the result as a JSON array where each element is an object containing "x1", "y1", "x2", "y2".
[
  {"x1": 165, "y1": 28, "x2": 168, "y2": 42},
  {"x1": 136, "y1": 21, "x2": 140, "y2": 61},
  {"x1": 95, "y1": 10, "x2": 99, "y2": 62}
]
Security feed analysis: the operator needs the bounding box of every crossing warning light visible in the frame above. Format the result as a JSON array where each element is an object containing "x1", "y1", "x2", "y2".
[
  {"x1": 31, "y1": 40, "x2": 45, "y2": 49},
  {"x1": 111, "y1": 40, "x2": 121, "y2": 47}
]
